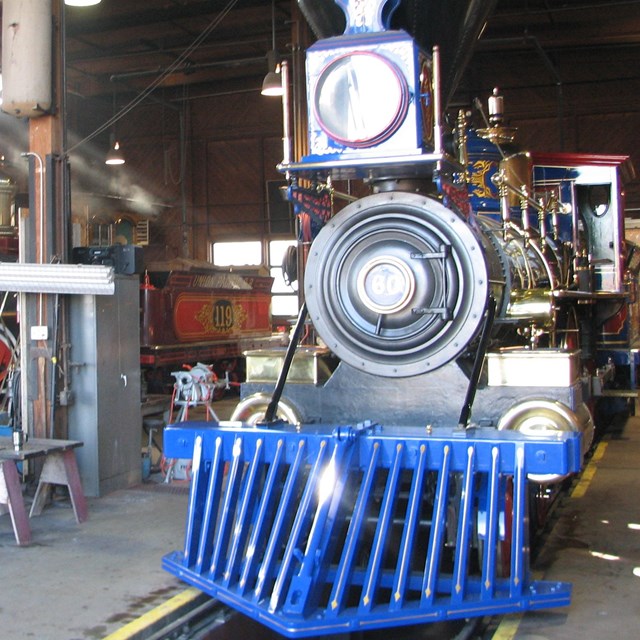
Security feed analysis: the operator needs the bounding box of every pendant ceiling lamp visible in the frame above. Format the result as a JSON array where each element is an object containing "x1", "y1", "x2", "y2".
[
  {"x1": 105, "y1": 138, "x2": 125, "y2": 165},
  {"x1": 261, "y1": 0, "x2": 283, "y2": 97},
  {"x1": 65, "y1": 0, "x2": 102, "y2": 6},
  {"x1": 105, "y1": 90, "x2": 125, "y2": 165}
]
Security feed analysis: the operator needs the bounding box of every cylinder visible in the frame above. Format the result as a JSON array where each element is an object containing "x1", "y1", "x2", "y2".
[{"x1": 2, "y1": 0, "x2": 53, "y2": 117}]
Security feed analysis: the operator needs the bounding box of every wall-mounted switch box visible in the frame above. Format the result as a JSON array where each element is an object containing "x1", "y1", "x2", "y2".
[{"x1": 30, "y1": 325, "x2": 49, "y2": 341}]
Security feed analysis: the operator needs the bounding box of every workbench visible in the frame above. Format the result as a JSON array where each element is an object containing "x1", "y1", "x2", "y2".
[{"x1": 0, "y1": 437, "x2": 87, "y2": 546}]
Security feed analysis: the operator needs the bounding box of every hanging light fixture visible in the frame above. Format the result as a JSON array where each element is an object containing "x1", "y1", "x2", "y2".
[
  {"x1": 261, "y1": 0, "x2": 283, "y2": 97},
  {"x1": 105, "y1": 137, "x2": 125, "y2": 165},
  {"x1": 262, "y1": 54, "x2": 283, "y2": 96},
  {"x1": 65, "y1": 0, "x2": 102, "y2": 6},
  {"x1": 105, "y1": 90, "x2": 125, "y2": 165}
]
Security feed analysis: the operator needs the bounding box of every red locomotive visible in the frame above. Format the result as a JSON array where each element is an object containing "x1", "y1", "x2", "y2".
[{"x1": 140, "y1": 265, "x2": 282, "y2": 393}]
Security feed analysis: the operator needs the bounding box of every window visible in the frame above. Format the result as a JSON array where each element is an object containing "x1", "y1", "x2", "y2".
[
  {"x1": 211, "y1": 240, "x2": 262, "y2": 267},
  {"x1": 209, "y1": 238, "x2": 298, "y2": 318},
  {"x1": 269, "y1": 239, "x2": 298, "y2": 317}
]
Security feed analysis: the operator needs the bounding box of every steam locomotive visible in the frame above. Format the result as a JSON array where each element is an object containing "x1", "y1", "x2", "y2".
[
  {"x1": 139, "y1": 266, "x2": 279, "y2": 393},
  {"x1": 163, "y1": 1, "x2": 636, "y2": 636}
]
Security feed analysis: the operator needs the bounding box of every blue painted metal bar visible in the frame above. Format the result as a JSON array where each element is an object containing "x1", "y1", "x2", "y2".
[
  {"x1": 182, "y1": 435, "x2": 206, "y2": 567},
  {"x1": 511, "y1": 446, "x2": 527, "y2": 597},
  {"x1": 163, "y1": 422, "x2": 582, "y2": 638},
  {"x1": 222, "y1": 437, "x2": 264, "y2": 588},
  {"x1": 253, "y1": 438, "x2": 307, "y2": 602},
  {"x1": 359, "y1": 441, "x2": 404, "y2": 613},
  {"x1": 237, "y1": 437, "x2": 285, "y2": 595},
  {"x1": 194, "y1": 436, "x2": 224, "y2": 573},
  {"x1": 269, "y1": 437, "x2": 329, "y2": 614},
  {"x1": 481, "y1": 447, "x2": 501, "y2": 601},
  {"x1": 451, "y1": 445, "x2": 476, "y2": 604},
  {"x1": 421, "y1": 442, "x2": 451, "y2": 605},
  {"x1": 283, "y1": 439, "x2": 356, "y2": 616},
  {"x1": 326, "y1": 439, "x2": 381, "y2": 617},
  {"x1": 390, "y1": 442, "x2": 428, "y2": 610},
  {"x1": 209, "y1": 435, "x2": 243, "y2": 578}
]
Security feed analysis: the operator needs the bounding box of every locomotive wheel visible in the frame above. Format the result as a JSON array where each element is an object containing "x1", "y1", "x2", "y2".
[
  {"x1": 304, "y1": 192, "x2": 491, "y2": 377},
  {"x1": 497, "y1": 398, "x2": 594, "y2": 481},
  {"x1": 230, "y1": 392, "x2": 303, "y2": 426}
]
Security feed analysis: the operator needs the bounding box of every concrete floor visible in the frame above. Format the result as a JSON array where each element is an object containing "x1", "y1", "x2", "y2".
[
  {"x1": 0, "y1": 397, "x2": 231, "y2": 640},
  {"x1": 1, "y1": 399, "x2": 639, "y2": 640},
  {"x1": 0, "y1": 481, "x2": 189, "y2": 640}
]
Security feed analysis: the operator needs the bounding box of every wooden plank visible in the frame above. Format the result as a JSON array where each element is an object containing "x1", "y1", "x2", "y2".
[{"x1": 0, "y1": 437, "x2": 83, "y2": 461}]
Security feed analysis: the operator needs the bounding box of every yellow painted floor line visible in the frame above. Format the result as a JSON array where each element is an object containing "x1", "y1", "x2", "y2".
[
  {"x1": 103, "y1": 587, "x2": 203, "y2": 640},
  {"x1": 571, "y1": 440, "x2": 608, "y2": 499},
  {"x1": 491, "y1": 613, "x2": 523, "y2": 640}
]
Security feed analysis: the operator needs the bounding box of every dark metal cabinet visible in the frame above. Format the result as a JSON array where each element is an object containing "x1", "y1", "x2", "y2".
[{"x1": 68, "y1": 276, "x2": 142, "y2": 497}]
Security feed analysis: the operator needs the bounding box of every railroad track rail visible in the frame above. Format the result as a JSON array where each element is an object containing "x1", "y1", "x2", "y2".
[{"x1": 122, "y1": 593, "x2": 483, "y2": 640}]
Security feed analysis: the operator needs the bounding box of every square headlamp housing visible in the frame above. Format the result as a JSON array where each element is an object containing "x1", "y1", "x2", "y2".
[{"x1": 305, "y1": 30, "x2": 432, "y2": 162}]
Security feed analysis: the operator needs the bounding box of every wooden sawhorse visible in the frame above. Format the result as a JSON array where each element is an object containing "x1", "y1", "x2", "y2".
[{"x1": 0, "y1": 438, "x2": 88, "y2": 546}]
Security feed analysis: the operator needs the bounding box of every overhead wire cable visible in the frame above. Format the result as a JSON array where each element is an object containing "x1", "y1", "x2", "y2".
[{"x1": 67, "y1": 0, "x2": 241, "y2": 154}]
